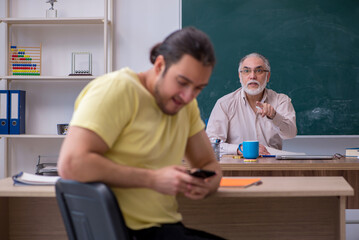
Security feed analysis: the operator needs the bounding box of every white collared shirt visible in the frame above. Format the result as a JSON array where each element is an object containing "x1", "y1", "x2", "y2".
[{"x1": 206, "y1": 88, "x2": 297, "y2": 155}]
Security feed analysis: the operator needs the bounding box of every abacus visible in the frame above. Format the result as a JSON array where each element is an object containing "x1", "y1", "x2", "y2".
[{"x1": 9, "y1": 44, "x2": 42, "y2": 76}]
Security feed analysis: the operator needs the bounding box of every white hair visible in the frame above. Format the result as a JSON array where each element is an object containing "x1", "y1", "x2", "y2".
[{"x1": 238, "y1": 53, "x2": 271, "y2": 73}]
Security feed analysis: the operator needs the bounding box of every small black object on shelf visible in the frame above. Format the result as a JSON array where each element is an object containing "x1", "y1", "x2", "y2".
[{"x1": 57, "y1": 123, "x2": 69, "y2": 135}]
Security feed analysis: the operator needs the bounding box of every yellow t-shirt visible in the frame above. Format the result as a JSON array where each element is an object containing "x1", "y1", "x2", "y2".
[{"x1": 70, "y1": 67, "x2": 205, "y2": 230}]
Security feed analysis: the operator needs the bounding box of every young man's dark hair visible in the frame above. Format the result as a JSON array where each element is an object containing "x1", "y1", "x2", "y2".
[{"x1": 150, "y1": 27, "x2": 216, "y2": 75}]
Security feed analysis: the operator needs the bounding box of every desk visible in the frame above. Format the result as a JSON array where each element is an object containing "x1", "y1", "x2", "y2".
[
  {"x1": 0, "y1": 178, "x2": 66, "y2": 240},
  {"x1": 0, "y1": 177, "x2": 354, "y2": 240},
  {"x1": 220, "y1": 156, "x2": 359, "y2": 209},
  {"x1": 179, "y1": 176, "x2": 353, "y2": 240}
]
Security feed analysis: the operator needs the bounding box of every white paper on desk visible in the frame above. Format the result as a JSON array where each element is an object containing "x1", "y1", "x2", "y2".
[
  {"x1": 266, "y1": 146, "x2": 306, "y2": 156},
  {"x1": 13, "y1": 172, "x2": 60, "y2": 185}
]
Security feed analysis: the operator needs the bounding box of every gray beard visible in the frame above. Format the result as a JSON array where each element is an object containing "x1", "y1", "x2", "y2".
[{"x1": 240, "y1": 77, "x2": 267, "y2": 96}]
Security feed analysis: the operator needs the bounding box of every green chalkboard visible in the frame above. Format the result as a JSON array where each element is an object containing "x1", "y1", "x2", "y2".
[{"x1": 183, "y1": 0, "x2": 359, "y2": 135}]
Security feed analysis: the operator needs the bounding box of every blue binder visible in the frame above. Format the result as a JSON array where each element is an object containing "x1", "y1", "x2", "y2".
[
  {"x1": 0, "y1": 90, "x2": 10, "y2": 134},
  {"x1": 9, "y1": 90, "x2": 26, "y2": 134}
]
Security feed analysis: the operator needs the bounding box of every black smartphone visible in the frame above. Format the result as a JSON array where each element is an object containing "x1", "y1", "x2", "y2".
[{"x1": 189, "y1": 169, "x2": 216, "y2": 179}]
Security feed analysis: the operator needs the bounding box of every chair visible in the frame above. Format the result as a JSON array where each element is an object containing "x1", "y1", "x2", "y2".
[{"x1": 55, "y1": 179, "x2": 131, "y2": 240}]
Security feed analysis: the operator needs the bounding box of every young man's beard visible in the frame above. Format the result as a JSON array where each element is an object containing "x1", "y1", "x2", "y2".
[{"x1": 153, "y1": 76, "x2": 178, "y2": 116}]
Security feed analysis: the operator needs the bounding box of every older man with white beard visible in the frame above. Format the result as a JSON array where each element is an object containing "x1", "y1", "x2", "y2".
[{"x1": 206, "y1": 53, "x2": 297, "y2": 156}]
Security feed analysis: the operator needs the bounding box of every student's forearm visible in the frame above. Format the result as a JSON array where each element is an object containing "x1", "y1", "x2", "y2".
[
  {"x1": 58, "y1": 152, "x2": 154, "y2": 189},
  {"x1": 58, "y1": 151, "x2": 204, "y2": 197}
]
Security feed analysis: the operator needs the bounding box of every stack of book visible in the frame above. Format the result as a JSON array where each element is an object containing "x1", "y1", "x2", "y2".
[{"x1": 13, "y1": 172, "x2": 60, "y2": 185}]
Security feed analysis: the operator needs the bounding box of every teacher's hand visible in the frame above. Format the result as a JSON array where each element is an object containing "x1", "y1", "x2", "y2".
[
  {"x1": 259, "y1": 144, "x2": 270, "y2": 155},
  {"x1": 256, "y1": 101, "x2": 276, "y2": 119}
]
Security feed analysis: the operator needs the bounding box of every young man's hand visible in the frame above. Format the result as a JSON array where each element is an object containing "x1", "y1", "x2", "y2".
[{"x1": 151, "y1": 165, "x2": 216, "y2": 200}]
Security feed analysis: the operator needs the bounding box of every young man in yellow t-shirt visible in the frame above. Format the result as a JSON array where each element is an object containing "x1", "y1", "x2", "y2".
[{"x1": 58, "y1": 27, "x2": 224, "y2": 239}]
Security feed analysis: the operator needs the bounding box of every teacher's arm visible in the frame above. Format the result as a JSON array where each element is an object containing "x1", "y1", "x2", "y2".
[
  {"x1": 206, "y1": 101, "x2": 239, "y2": 155},
  {"x1": 271, "y1": 96, "x2": 297, "y2": 139}
]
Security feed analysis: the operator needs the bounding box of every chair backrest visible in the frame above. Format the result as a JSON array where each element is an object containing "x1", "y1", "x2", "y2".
[{"x1": 55, "y1": 179, "x2": 131, "y2": 240}]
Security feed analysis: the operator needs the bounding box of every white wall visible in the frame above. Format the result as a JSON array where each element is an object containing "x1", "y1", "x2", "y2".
[
  {"x1": 0, "y1": 0, "x2": 6, "y2": 178},
  {"x1": 0, "y1": 0, "x2": 6, "y2": 76},
  {"x1": 114, "y1": 0, "x2": 181, "y2": 71},
  {"x1": 2, "y1": 0, "x2": 181, "y2": 75}
]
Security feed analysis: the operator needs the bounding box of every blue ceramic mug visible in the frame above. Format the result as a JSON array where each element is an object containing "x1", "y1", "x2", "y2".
[{"x1": 238, "y1": 140, "x2": 259, "y2": 159}]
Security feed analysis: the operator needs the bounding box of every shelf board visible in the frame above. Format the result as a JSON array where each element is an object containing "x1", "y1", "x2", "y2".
[
  {"x1": 1, "y1": 75, "x2": 97, "y2": 81},
  {"x1": 0, "y1": 134, "x2": 66, "y2": 139},
  {"x1": 0, "y1": 17, "x2": 109, "y2": 24}
]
